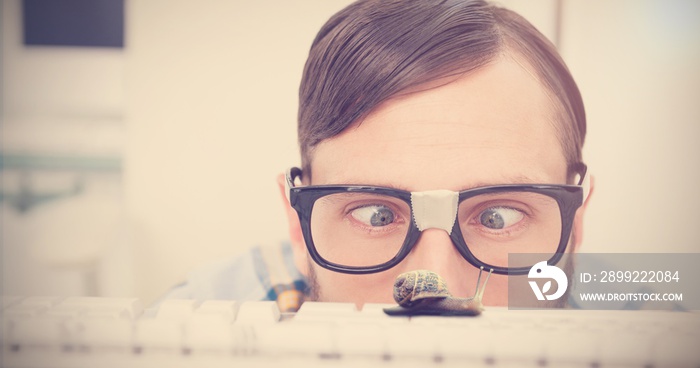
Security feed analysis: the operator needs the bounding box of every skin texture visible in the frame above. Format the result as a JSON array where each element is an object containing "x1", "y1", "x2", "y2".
[{"x1": 278, "y1": 54, "x2": 592, "y2": 307}]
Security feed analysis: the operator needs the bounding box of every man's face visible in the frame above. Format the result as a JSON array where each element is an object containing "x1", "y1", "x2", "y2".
[{"x1": 287, "y1": 56, "x2": 582, "y2": 307}]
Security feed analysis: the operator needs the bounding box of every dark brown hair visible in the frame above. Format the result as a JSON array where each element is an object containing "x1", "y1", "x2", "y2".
[{"x1": 298, "y1": 0, "x2": 585, "y2": 181}]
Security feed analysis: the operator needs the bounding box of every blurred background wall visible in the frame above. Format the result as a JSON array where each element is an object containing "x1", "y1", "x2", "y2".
[{"x1": 2, "y1": 0, "x2": 699, "y2": 304}]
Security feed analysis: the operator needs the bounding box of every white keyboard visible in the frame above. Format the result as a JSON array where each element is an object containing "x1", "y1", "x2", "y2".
[{"x1": 2, "y1": 296, "x2": 699, "y2": 368}]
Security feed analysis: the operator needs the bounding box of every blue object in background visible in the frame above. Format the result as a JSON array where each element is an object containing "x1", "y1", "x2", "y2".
[{"x1": 22, "y1": 0, "x2": 124, "y2": 48}]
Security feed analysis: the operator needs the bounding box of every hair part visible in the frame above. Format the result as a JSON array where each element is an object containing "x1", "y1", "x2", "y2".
[{"x1": 298, "y1": 0, "x2": 585, "y2": 182}]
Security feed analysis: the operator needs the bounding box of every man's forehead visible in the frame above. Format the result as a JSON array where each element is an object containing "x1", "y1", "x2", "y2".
[
  {"x1": 364, "y1": 54, "x2": 555, "y2": 121},
  {"x1": 309, "y1": 58, "x2": 568, "y2": 190}
]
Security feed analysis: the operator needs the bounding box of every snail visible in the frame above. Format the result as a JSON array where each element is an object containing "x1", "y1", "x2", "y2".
[{"x1": 383, "y1": 267, "x2": 492, "y2": 316}]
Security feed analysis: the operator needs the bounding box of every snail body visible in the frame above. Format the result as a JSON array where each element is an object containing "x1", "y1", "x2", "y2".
[{"x1": 383, "y1": 269, "x2": 491, "y2": 317}]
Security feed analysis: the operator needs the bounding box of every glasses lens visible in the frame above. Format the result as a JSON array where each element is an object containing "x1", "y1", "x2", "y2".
[
  {"x1": 310, "y1": 192, "x2": 411, "y2": 267},
  {"x1": 458, "y1": 191, "x2": 562, "y2": 268}
]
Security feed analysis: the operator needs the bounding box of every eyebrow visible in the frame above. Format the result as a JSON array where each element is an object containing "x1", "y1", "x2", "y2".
[
  {"x1": 316, "y1": 179, "x2": 412, "y2": 192},
  {"x1": 316, "y1": 174, "x2": 553, "y2": 193},
  {"x1": 458, "y1": 174, "x2": 552, "y2": 191}
]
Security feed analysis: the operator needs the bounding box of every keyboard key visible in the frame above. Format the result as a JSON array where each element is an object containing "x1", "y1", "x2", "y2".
[
  {"x1": 1, "y1": 296, "x2": 24, "y2": 310},
  {"x1": 18, "y1": 296, "x2": 65, "y2": 309},
  {"x1": 493, "y1": 329, "x2": 549, "y2": 366},
  {"x1": 185, "y1": 319, "x2": 235, "y2": 351},
  {"x1": 134, "y1": 319, "x2": 183, "y2": 351},
  {"x1": 192, "y1": 300, "x2": 239, "y2": 323},
  {"x1": 235, "y1": 301, "x2": 280, "y2": 324},
  {"x1": 546, "y1": 330, "x2": 600, "y2": 365},
  {"x1": 254, "y1": 322, "x2": 335, "y2": 356},
  {"x1": 384, "y1": 324, "x2": 439, "y2": 358},
  {"x1": 79, "y1": 318, "x2": 134, "y2": 349},
  {"x1": 294, "y1": 302, "x2": 357, "y2": 322},
  {"x1": 59, "y1": 297, "x2": 143, "y2": 320},
  {"x1": 436, "y1": 325, "x2": 496, "y2": 360},
  {"x1": 7, "y1": 316, "x2": 64, "y2": 347},
  {"x1": 599, "y1": 331, "x2": 654, "y2": 366},
  {"x1": 3, "y1": 304, "x2": 49, "y2": 318},
  {"x1": 156, "y1": 299, "x2": 199, "y2": 321},
  {"x1": 653, "y1": 331, "x2": 700, "y2": 366},
  {"x1": 334, "y1": 322, "x2": 386, "y2": 356}
]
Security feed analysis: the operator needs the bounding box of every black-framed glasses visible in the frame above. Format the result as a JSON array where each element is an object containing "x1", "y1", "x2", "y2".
[{"x1": 285, "y1": 165, "x2": 589, "y2": 275}]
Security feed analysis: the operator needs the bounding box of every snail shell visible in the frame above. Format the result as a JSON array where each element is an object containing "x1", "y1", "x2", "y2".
[
  {"x1": 384, "y1": 270, "x2": 484, "y2": 316},
  {"x1": 392, "y1": 270, "x2": 450, "y2": 308}
]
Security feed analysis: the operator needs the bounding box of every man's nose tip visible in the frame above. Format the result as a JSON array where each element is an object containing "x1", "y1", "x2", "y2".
[
  {"x1": 414, "y1": 228, "x2": 457, "y2": 251},
  {"x1": 404, "y1": 229, "x2": 463, "y2": 269}
]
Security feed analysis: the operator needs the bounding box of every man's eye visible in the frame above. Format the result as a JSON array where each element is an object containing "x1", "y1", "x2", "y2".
[
  {"x1": 351, "y1": 205, "x2": 396, "y2": 227},
  {"x1": 479, "y1": 207, "x2": 524, "y2": 229}
]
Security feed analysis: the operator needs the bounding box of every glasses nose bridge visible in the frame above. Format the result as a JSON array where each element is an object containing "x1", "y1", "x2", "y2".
[{"x1": 410, "y1": 190, "x2": 459, "y2": 235}]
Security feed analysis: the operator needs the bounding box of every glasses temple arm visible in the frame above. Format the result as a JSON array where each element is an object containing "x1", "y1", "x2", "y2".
[
  {"x1": 580, "y1": 167, "x2": 590, "y2": 203},
  {"x1": 285, "y1": 167, "x2": 303, "y2": 205}
]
